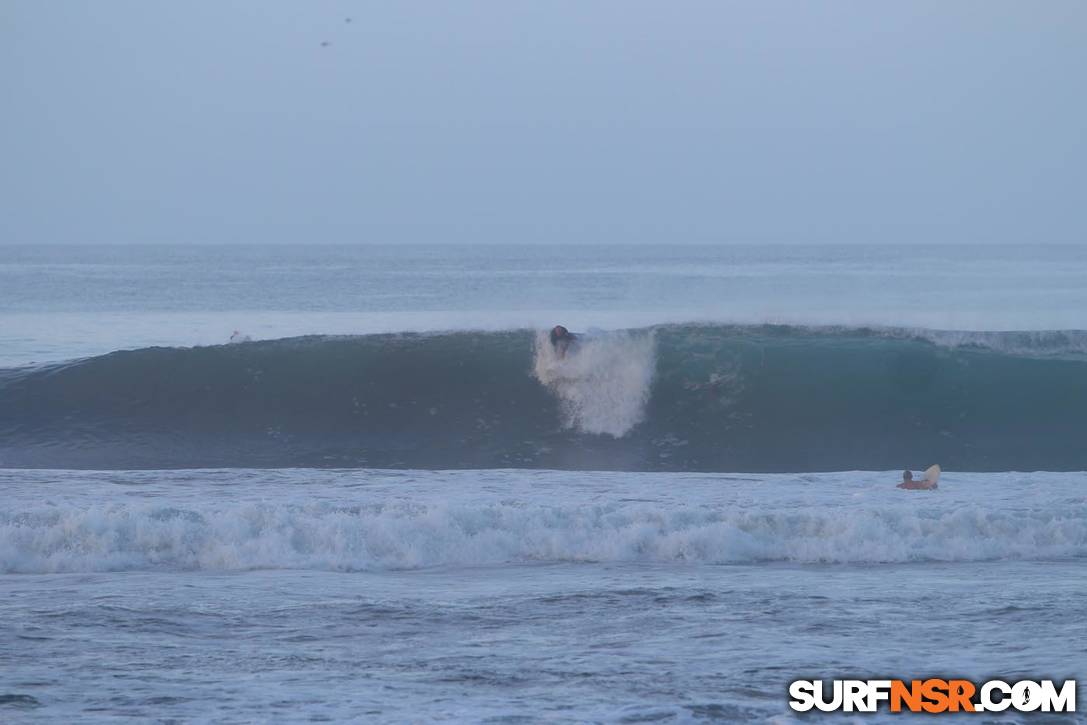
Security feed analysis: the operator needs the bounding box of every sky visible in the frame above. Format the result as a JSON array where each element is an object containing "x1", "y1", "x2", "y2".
[{"x1": 2, "y1": 1, "x2": 1085, "y2": 245}]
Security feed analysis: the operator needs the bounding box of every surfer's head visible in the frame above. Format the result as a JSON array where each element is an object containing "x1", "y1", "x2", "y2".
[
  {"x1": 902, "y1": 470, "x2": 913, "y2": 482},
  {"x1": 550, "y1": 325, "x2": 570, "y2": 345}
]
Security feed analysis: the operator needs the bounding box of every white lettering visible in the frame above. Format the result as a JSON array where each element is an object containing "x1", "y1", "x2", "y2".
[{"x1": 788, "y1": 681, "x2": 816, "y2": 712}]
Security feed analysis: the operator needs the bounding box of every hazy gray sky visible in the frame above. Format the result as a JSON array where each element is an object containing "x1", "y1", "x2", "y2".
[{"x1": 2, "y1": 1, "x2": 1084, "y2": 244}]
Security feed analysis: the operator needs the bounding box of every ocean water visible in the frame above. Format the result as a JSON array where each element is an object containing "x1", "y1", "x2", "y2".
[
  {"x1": 4, "y1": 243, "x2": 1087, "y2": 367},
  {"x1": 3, "y1": 468, "x2": 1085, "y2": 722},
  {"x1": 2, "y1": 244, "x2": 1085, "y2": 722}
]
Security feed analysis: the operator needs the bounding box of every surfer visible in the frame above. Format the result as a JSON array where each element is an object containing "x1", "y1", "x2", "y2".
[
  {"x1": 897, "y1": 469, "x2": 937, "y2": 490},
  {"x1": 549, "y1": 325, "x2": 577, "y2": 359}
]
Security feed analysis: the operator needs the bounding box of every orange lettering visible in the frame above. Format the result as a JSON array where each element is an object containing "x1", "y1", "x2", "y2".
[
  {"x1": 947, "y1": 680, "x2": 976, "y2": 712},
  {"x1": 921, "y1": 679, "x2": 950, "y2": 713},
  {"x1": 891, "y1": 680, "x2": 923, "y2": 713}
]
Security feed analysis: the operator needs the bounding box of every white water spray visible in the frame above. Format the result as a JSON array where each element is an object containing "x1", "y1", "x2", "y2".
[{"x1": 532, "y1": 329, "x2": 656, "y2": 437}]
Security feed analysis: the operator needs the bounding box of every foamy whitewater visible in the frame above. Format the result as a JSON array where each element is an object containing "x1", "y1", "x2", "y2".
[
  {"x1": 533, "y1": 329, "x2": 657, "y2": 437},
  {"x1": 2, "y1": 245, "x2": 1085, "y2": 722}
]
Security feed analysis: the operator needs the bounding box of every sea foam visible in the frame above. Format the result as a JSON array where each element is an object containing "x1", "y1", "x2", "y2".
[{"x1": 4, "y1": 495, "x2": 1084, "y2": 574}]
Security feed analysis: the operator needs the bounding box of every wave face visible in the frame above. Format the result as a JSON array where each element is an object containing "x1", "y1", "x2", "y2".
[{"x1": 3, "y1": 324, "x2": 1087, "y2": 471}]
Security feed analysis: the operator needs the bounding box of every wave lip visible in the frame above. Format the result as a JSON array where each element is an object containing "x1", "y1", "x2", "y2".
[
  {"x1": 3, "y1": 498, "x2": 1085, "y2": 574},
  {"x1": 4, "y1": 324, "x2": 1087, "y2": 471}
]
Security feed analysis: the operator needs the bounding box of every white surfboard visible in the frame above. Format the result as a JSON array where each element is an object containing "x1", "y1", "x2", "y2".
[{"x1": 923, "y1": 464, "x2": 941, "y2": 485}]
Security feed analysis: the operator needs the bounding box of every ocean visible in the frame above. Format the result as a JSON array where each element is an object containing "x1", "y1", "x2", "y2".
[{"x1": 1, "y1": 244, "x2": 1085, "y2": 722}]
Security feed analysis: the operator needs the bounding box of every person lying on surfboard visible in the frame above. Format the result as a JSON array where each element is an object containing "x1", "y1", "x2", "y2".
[
  {"x1": 897, "y1": 468, "x2": 938, "y2": 490},
  {"x1": 549, "y1": 325, "x2": 578, "y2": 359}
]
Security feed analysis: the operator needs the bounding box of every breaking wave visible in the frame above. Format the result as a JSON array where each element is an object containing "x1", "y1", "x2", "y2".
[
  {"x1": 3, "y1": 499, "x2": 1085, "y2": 574},
  {"x1": 3, "y1": 324, "x2": 1087, "y2": 471}
]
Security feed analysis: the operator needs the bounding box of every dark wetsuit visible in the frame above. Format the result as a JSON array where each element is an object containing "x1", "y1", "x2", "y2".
[{"x1": 549, "y1": 325, "x2": 577, "y2": 358}]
